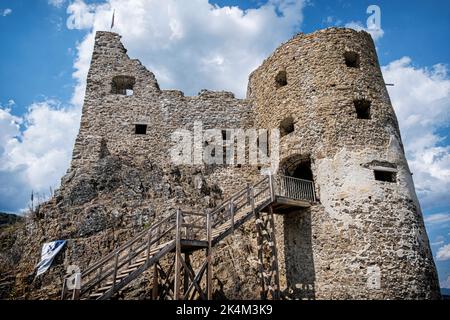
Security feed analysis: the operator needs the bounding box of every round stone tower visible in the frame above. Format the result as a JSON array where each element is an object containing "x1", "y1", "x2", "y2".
[{"x1": 248, "y1": 28, "x2": 440, "y2": 299}]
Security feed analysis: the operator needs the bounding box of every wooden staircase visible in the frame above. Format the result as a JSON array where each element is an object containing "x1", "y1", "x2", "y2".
[{"x1": 61, "y1": 175, "x2": 315, "y2": 300}]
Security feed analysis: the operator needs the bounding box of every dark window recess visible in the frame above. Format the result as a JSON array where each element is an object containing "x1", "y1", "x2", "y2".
[
  {"x1": 280, "y1": 117, "x2": 295, "y2": 137},
  {"x1": 112, "y1": 76, "x2": 136, "y2": 95},
  {"x1": 135, "y1": 124, "x2": 147, "y2": 135},
  {"x1": 344, "y1": 51, "x2": 360, "y2": 68},
  {"x1": 291, "y1": 160, "x2": 313, "y2": 181},
  {"x1": 374, "y1": 170, "x2": 396, "y2": 183},
  {"x1": 222, "y1": 130, "x2": 228, "y2": 141},
  {"x1": 275, "y1": 71, "x2": 287, "y2": 88},
  {"x1": 354, "y1": 99, "x2": 371, "y2": 119}
]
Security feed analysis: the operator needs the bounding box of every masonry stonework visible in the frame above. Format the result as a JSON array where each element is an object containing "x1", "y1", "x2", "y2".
[{"x1": 8, "y1": 28, "x2": 440, "y2": 300}]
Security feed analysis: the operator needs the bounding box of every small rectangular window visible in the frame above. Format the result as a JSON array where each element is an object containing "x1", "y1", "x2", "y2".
[
  {"x1": 374, "y1": 170, "x2": 396, "y2": 183},
  {"x1": 344, "y1": 51, "x2": 360, "y2": 68},
  {"x1": 112, "y1": 76, "x2": 135, "y2": 95},
  {"x1": 354, "y1": 99, "x2": 371, "y2": 120},
  {"x1": 135, "y1": 124, "x2": 147, "y2": 135},
  {"x1": 275, "y1": 71, "x2": 287, "y2": 88}
]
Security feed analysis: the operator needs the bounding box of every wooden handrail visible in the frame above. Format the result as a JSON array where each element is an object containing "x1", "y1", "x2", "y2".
[
  {"x1": 68, "y1": 174, "x2": 316, "y2": 300},
  {"x1": 82, "y1": 212, "x2": 176, "y2": 277}
]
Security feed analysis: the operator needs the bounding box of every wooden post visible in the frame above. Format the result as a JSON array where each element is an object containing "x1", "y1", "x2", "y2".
[
  {"x1": 111, "y1": 252, "x2": 119, "y2": 292},
  {"x1": 184, "y1": 253, "x2": 191, "y2": 296},
  {"x1": 60, "y1": 277, "x2": 67, "y2": 300},
  {"x1": 146, "y1": 229, "x2": 152, "y2": 260},
  {"x1": 98, "y1": 265, "x2": 103, "y2": 284},
  {"x1": 268, "y1": 205, "x2": 280, "y2": 300},
  {"x1": 312, "y1": 181, "x2": 317, "y2": 203},
  {"x1": 250, "y1": 186, "x2": 255, "y2": 215},
  {"x1": 206, "y1": 213, "x2": 213, "y2": 300},
  {"x1": 174, "y1": 209, "x2": 182, "y2": 300},
  {"x1": 255, "y1": 210, "x2": 266, "y2": 300},
  {"x1": 128, "y1": 243, "x2": 133, "y2": 266},
  {"x1": 268, "y1": 174, "x2": 275, "y2": 202},
  {"x1": 230, "y1": 200, "x2": 235, "y2": 233},
  {"x1": 152, "y1": 264, "x2": 159, "y2": 300}
]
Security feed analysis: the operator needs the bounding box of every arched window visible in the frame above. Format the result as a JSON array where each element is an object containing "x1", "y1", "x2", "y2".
[
  {"x1": 112, "y1": 76, "x2": 135, "y2": 96},
  {"x1": 275, "y1": 71, "x2": 287, "y2": 88},
  {"x1": 344, "y1": 51, "x2": 360, "y2": 68},
  {"x1": 280, "y1": 117, "x2": 295, "y2": 137}
]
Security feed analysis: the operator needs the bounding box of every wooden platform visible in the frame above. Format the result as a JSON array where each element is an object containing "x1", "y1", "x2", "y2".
[
  {"x1": 178, "y1": 240, "x2": 209, "y2": 253},
  {"x1": 269, "y1": 196, "x2": 311, "y2": 214}
]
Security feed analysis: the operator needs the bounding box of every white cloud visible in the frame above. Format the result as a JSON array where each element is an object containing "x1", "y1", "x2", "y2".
[
  {"x1": 66, "y1": 0, "x2": 97, "y2": 30},
  {"x1": 66, "y1": 0, "x2": 305, "y2": 105},
  {"x1": 2, "y1": 8, "x2": 12, "y2": 17},
  {"x1": 48, "y1": 0, "x2": 66, "y2": 8},
  {"x1": 382, "y1": 58, "x2": 450, "y2": 210},
  {"x1": 431, "y1": 235, "x2": 446, "y2": 248},
  {"x1": 0, "y1": 101, "x2": 80, "y2": 212},
  {"x1": 425, "y1": 213, "x2": 450, "y2": 226},
  {"x1": 436, "y1": 244, "x2": 450, "y2": 261},
  {"x1": 345, "y1": 20, "x2": 384, "y2": 42},
  {"x1": 0, "y1": 107, "x2": 21, "y2": 154},
  {"x1": 441, "y1": 276, "x2": 450, "y2": 289}
]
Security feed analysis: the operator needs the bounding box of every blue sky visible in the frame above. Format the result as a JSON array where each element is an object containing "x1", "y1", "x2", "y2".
[{"x1": 0, "y1": 0, "x2": 449, "y2": 290}]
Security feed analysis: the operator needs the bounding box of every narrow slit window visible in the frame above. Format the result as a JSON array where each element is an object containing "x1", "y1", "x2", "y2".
[
  {"x1": 374, "y1": 170, "x2": 396, "y2": 183},
  {"x1": 222, "y1": 130, "x2": 228, "y2": 141},
  {"x1": 344, "y1": 51, "x2": 360, "y2": 68},
  {"x1": 112, "y1": 76, "x2": 136, "y2": 95},
  {"x1": 135, "y1": 124, "x2": 147, "y2": 135},
  {"x1": 275, "y1": 71, "x2": 287, "y2": 88},
  {"x1": 354, "y1": 99, "x2": 371, "y2": 119},
  {"x1": 222, "y1": 131, "x2": 228, "y2": 165}
]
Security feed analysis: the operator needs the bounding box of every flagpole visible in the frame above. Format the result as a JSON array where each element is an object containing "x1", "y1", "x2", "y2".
[{"x1": 110, "y1": 9, "x2": 115, "y2": 31}]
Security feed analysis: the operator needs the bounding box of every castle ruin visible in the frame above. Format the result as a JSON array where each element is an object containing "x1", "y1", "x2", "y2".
[{"x1": 9, "y1": 28, "x2": 441, "y2": 300}]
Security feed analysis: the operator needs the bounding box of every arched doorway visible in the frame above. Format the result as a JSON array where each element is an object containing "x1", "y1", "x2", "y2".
[
  {"x1": 280, "y1": 155, "x2": 313, "y2": 180},
  {"x1": 290, "y1": 160, "x2": 313, "y2": 181},
  {"x1": 277, "y1": 154, "x2": 316, "y2": 299}
]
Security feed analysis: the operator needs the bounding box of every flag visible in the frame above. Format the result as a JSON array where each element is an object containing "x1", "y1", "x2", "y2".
[
  {"x1": 35, "y1": 240, "x2": 66, "y2": 277},
  {"x1": 111, "y1": 10, "x2": 115, "y2": 30}
]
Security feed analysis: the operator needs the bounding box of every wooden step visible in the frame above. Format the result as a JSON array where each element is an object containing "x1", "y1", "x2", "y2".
[
  {"x1": 89, "y1": 292, "x2": 104, "y2": 299},
  {"x1": 81, "y1": 199, "x2": 260, "y2": 301},
  {"x1": 119, "y1": 266, "x2": 139, "y2": 275},
  {"x1": 95, "y1": 285, "x2": 113, "y2": 293}
]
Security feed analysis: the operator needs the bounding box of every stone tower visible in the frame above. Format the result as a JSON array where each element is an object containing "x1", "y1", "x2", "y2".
[
  {"x1": 29, "y1": 28, "x2": 439, "y2": 300},
  {"x1": 248, "y1": 29, "x2": 440, "y2": 299}
]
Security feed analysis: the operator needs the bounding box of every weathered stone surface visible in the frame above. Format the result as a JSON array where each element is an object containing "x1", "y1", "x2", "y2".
[{"x1": 3, "y1": 28, "x2": 440, "y2": 300}]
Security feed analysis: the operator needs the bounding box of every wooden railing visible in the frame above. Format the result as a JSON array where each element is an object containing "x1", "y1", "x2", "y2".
[
  {"x1": 61, "y1": 174, "x2": 315, "y2": 300},
  {"x1": 208, "y1": 176, "x2": 271, "y2": 232},
  {"x1": 275, "y1": 175, "x2": 316, "y2": 202},
  {"x1": 62, "y1": 211, "x2": 178, "y2": 299}
]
